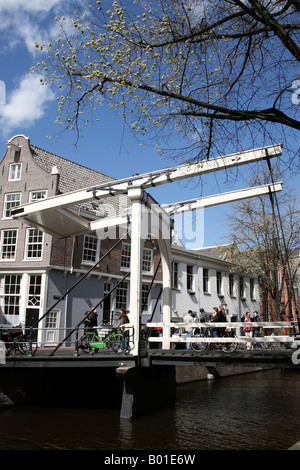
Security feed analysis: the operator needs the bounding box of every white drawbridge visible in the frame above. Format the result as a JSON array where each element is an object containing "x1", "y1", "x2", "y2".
[{"x1": 12, "y1": 144, "x2": 283, "y2": 356}]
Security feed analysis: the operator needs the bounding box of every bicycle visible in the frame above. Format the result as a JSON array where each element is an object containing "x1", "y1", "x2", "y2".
[
  {"x1": 191, "y1": 327, "x2": 238, "y2": 353},
  {"x1": 1, "y1": 325, "x2": 29, "y2": 355},
  {"x1": 78, "y1": 327, "x2": 131, "y2": 354}
]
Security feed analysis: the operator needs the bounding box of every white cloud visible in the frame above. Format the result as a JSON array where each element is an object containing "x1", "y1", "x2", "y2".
[
  {"x1": 0, "y1": 73, "x2": 55, "y2": 136},
  {"x1": 0, "y1": 0, "x2": 63, "y2": 14},
  {"x1": 0, "y1": 0, "x2": 75, "y2": 54}
]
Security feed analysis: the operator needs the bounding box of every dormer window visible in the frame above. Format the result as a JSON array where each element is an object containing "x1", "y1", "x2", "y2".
[{"x1": 9, "y1": 163, "x2": 21, "y2": 181}]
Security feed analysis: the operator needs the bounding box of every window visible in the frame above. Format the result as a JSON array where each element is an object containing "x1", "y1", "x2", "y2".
[
  {"x1": 239, "y1": 276, "x2": 245, "y2": 298},
  {"x1": 1, "y1": 229, "x2": 17, "y2": 260},
  {"x1": 9, "y1": 163, "x2": 21, "y2": 181},
  {"x1": 172, "y1": 262, "x2": 178, "y2": 289},
  {"x1": 3, "y1": 193, "x2": 21, "y2": 218},
  {"x1": 82, "y1": 234, "x2": 99, "y2": 263},
  {"x1": 26, "y1": 228, "x2": 43, "y2": 259},
  {"x1": 116, "y1": 282, "x2": 128, "y2": 310},
  {"x1": 3, "y1": 275, "x2": 21, "y2": 315},
  {"x1": 142, "y1": 248, "x2": 153, "y2": 273},
  {"x1": 29, "y1": 190, "x2": 47, "y2": 202},
  {"x1": 203, "y1": 268, "x2": 209, "y2": 293},
  {"x1": 121, "y1": 242, "x2": 131, "y2": 269},
  {"x1": 229, "y1": 273, "x2": 235, "y2": 297},
  {"x1": 142, "y1": 284, "x2": 149, "y2": 311},
  {"x1": 45, "y1": 310, "x2": 59, "y2": 329},
  {"x1": 120, "y1": 243, "x2": 153, "y2": 273},
  {"x1": 28, "y1": 275, "x2": 42, "y2": 307},
  {"x1": 187, "y1": 265, "x2": 194, "y2": 291},
  {"x1": 250, "y1": 278, "x2": 255, "y2": 299},
  {"x1": 216, "y1": 271, "x2": 222, "y2": 295}
]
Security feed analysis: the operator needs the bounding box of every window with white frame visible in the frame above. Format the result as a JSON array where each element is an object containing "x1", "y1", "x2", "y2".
[
  {"x1": 187, "y1": 265, "x2": 194, "y2": 291},
  {"x1": 28, "y1": 275, "x2": 42, "y2": 307},
  {"x1": 9, "y1": 163, "x2": 21, "y2": 181},
  {"x1": 216, "y1": 271, "x2": 223, "y2": 295},
  {"x1": 250, "y1": 278, "x2": 255, "y2": 299},
  {"x1": 142, "y1": 284, "x2": 149, "y2": 311},
  {"x1": 1, "y1": 229, "x2": 17, "y2": 260},
  {"x1": 3, "y1": 193, "x2": 21, "y2": 218},
  {"x1": 45, "y1": 310, "x2": 59, "y2": 329},
  {"x1": 142, "y1": 247, "x2": 153, "y2": 273},
  {"x1": 115, "y1": 282, "x2": 128, "y2": 310},
  {"x1": 172, "y1": 262, "x2": 178, "y2": 289},
  {"x1": 229, "y1": 273, "x2": 235, "y2": 297},
  {"x1": 26, "y1": 228, "x2": 43, "y2": 259},
  {"x1": 121, "y1": 242, "x2": 131, "y2": 269},
  {"x1": 120, "y1": 243, "x2": 153, "y2": 273},
  {"x1": 82, "y1": 234, "x2": 100, "y2": 263},
  {"x1": 239, "y1": 276, "x2": 245, "y2": 298},
  {"x1": 29, "y1": 190, "x2": 47, "y2": 202},
  {"x1": 203, "y1": 268, "x2": 209, "y2": 293},
  {"x1": 3, "y1": 274, "x2": 21, "y2": 315}
]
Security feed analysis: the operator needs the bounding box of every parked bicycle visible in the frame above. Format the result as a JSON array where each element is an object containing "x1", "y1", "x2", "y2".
[
  {"x1": 0, "y1": 324, "x2": 28, "y2": 355},
  {"x1": 191, "y1": 327, "x2": 238, "y2": 353},
  {"x1": 78, "y1": 327, "x2": 131, "y2": 354}
]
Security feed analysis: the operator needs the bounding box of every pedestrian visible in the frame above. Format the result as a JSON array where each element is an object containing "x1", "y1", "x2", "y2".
[
  {"x1": 200, "y1": 308, "x2": 209, "y2": 322},
  {"x1": 116, "y1": 307, "x2": 130, "y2": 351},
  {"x1": 243, "y1": 311, "x2": 253, "y2": 350},
  {"x1": 210, "y1": 306, "x2": 226, "y2": 338},
  {"x1": 199, "y1": 307, "x2": 210, "y2": 334},
  {"x1": 83, "y1": 308, "x2": 98, "y2": 336},
  {"x1": 184, "y1": 310, "x2": 196, "y2": 349},
  {"x1": 253, "y1": 311, "x2": 262, "y2": 349}
]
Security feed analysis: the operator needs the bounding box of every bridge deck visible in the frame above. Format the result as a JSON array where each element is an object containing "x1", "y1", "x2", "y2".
[
  {"x1": 148, "y1": 348, "x2": 299, "y2": 368},
  {"x1": 2, "y1": 346, "x2": 299, "y2": 369}
]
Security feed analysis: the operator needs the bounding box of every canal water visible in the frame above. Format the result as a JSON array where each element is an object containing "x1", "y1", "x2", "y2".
[{"x1": 0, "y1": 368, "x2": 300, "y2": 451}]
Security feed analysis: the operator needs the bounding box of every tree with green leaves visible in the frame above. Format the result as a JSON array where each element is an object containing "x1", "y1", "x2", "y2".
[
  {"x1": 223, "y1": 164, "x2": 300, "y2": 322},
  {"x1": 34, "y1": 0, "x2": 299, "y2": 162}
]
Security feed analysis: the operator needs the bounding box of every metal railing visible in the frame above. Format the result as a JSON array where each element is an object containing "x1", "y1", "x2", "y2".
[
  {"x1": 0, "y1": 324, "x2": 135, "y2": 357},
  {"x1": 146, "y1": 321, "x2": 300, "y2": 348}
]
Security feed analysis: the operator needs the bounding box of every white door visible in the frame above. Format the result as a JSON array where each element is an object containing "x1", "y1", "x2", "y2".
[{"x1": 44, "y1": 309, "x2": 60, "y2": 344}]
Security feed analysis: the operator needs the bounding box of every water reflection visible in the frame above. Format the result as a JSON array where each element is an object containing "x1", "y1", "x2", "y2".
[{"x1": 0, "y1": 369, "x2": 300, "y2": 450}]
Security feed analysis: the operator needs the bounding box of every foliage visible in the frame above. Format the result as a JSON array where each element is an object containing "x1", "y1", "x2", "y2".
[
  {"x1": 33, "y1": 0, "x2": 300, "y2": 161},
  {"x1": 223, "y1": 164, "x2": 300, "y2": 319}
]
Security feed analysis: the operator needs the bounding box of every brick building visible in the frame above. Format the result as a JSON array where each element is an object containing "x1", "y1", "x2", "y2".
[{"x1": 0, "y1": 134, "x2": 261, "y2": 347}]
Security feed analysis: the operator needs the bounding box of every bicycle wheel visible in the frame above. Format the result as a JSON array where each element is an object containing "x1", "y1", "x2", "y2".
[
  {"x1": 221, "y1": 342, "x2": 238, "y2": 353},
  {"x1": 110, "y1": 334, "x2": 125, "y2": 352},
  {"x1": 191, "y1": 335, "x2": 208, "y2": 352}
]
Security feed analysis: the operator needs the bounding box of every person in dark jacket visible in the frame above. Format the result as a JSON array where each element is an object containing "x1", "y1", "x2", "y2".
[
  {"x1": 83, "y1": 309, "x2": 98, "y2": 335},
  {"x1": 253, "y1": 311, "x2": 262, "y2": 349},
  {"x1": 211, "y1": 306, "x2": 226, "y2": 337}
]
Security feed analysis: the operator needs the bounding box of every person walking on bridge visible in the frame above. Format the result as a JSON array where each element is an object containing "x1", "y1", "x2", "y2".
[
  {"x1": 184, "y1": 310, "x2": 196, "y2": 349},
  {"x1": 243, "y1": 312, "x2": 253, "y2": 350}
]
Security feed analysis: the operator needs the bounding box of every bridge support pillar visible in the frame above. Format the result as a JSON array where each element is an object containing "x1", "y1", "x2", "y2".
[{"x1": 117, "y1": 365, "x2": 176, "y2": 420}]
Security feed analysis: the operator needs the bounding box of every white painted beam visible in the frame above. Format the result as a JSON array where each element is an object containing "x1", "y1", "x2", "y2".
[
  {"x1": 11, "y1": 144, "x2": 282, "y2": 239},
  {"x1": 162, "y1": 182, "x2": 283, "y2": 214}
]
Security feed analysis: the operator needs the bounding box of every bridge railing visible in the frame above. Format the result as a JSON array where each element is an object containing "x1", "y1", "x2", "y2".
[
  {"x1": 0, "y1": 324, "x2": 135, "y2": 356},
  {"x1": 146, "y1": 321, "x2": 300, "y2": 348}
]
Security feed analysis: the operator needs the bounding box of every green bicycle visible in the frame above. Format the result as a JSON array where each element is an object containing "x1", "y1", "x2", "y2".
[{"x1": 78, "y1": 328, "x2": 130, "y2": 354}]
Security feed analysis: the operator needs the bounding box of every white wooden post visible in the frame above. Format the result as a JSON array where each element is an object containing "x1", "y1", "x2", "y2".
[
  {"x1": 157, "y1": 215, "x2": 172, "y2": 350},
  {"x1": 128, "y1": 187, "x2": 144, "y2": 356}
]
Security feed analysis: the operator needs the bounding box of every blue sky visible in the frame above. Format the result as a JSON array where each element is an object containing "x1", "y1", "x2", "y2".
[{"x1": 0, "y1": 0, "x2": 299, "y2": 248}]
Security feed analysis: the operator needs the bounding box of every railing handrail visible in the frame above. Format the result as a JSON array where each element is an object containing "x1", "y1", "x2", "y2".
[{"x1": 147, "y1": 321, "x2": 297, "y2": 328}]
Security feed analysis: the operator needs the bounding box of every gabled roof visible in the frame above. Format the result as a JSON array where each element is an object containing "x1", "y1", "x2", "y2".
[
  {"x1": 30, "y1": 144, "x2": 114, "y2": 194},
  {"x1": 30, "y1": 144, "x2": 128, "y2": 218}
]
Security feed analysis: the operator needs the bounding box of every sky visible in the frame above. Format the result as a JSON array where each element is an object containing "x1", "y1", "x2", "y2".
[{"x1": 0, "y1": 0, "x2": 299, "y2": 249}]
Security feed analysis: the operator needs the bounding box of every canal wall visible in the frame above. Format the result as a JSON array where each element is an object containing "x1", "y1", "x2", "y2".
[{"x1": 175, "y1": 365, "x2": 274, "y2": 383}]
